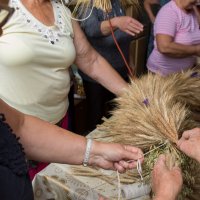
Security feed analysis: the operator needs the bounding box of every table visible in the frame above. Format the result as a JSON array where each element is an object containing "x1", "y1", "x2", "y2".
[{"x1": 32, "y1": 130, "x2": 151, "y2": 200}]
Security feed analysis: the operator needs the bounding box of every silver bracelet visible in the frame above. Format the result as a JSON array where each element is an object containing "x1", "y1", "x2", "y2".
[{"x1": 83, "y1": 138, "x2": 93, "y2": 167}]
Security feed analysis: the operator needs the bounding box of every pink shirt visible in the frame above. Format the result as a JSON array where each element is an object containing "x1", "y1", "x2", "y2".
[{"x1": 147, "y1": 0, "x2": 200, "y2": 76}]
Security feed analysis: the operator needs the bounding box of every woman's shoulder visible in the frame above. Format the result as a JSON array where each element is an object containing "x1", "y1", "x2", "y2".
[
  {"x1": 159, "y1": 0, "x2": 183, "y2": 14},
  {"x1": 54, "y1": 1, "x2": 72, "y2": 14},
  {"x1": 159, "y1": 1, "x2": 176, "y2": 12},
  {"x1": 53, "y1": 1, "x2": 74, "y2": 35},
  {"x1": 156, "y1": 1, "x2": 179, "y2": 21}
]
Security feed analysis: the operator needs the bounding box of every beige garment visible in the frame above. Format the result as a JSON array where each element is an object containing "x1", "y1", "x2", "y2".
[{"x1": 0, "y1": 0, "x2": 76, "y2": 124}]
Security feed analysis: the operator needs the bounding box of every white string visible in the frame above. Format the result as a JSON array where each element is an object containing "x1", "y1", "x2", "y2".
[
  {"x1": 60, "y1": 0, "x2": 95, "y2": 22},
  {"x1": 137, "y1": 159, "x2": 143, "y2": 182},
  {"x1": 117, "y1": 170, "x2": 121, "y2": 200}
]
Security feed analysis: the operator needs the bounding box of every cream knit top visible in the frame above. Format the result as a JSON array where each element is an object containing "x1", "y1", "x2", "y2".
[{"x1": 0, "y1": 0, "x2": 76, "y2": 124}]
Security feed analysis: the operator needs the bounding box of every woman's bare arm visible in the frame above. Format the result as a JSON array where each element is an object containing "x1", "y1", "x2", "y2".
[
  {"x1": 0, "y1": 99, "x2": 143, "y2": 171},
  {"x1": 156, "y1": 34, "x2": 200, "y2": 58},
  {"x1": 72, "y1": 20, "x2": 128, "y2": 96},
  {"x1": 144, "y1": 0, "x2": 159, "y2": 23}
]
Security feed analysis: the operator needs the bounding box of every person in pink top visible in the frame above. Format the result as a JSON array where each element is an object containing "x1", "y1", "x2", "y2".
[{"x1": 147, "y1": 0, "x2": 200, "y2": 76}]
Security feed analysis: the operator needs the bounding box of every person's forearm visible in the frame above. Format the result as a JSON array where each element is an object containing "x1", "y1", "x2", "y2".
[
  {"x1": 0, "y1": 99, "x2": 86, "y2": 164},
  {"x1": 144, "y1": 1, "x2": 156, "y2": 23},
  {"x1": 76, "y1": 49, "x2": 128, "y2": 96},
  {"x1": 100, "y1": 18, "x2": 119, "y2": 36},
  {"x1": 157, "y1": 39, "x2": 199, "y2": 58},
  {"x1": 18, "y1": 115, "x2": 88, "y2": 164},
  {"x1": 88, "y1": 53, "x2": 128, "y2": 96},
  {"x1": 73, "y1": 20, "x2": 128, "y2": 96}
]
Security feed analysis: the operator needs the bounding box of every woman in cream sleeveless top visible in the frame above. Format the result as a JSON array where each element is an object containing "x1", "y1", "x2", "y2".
[{"x1": 0, "y1": 0, "x2": 76, "y2": 124}]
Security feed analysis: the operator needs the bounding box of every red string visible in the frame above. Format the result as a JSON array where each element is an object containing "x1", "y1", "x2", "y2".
[{"x1": 107, "y1": 13, "x2": 135, "y2": 78}]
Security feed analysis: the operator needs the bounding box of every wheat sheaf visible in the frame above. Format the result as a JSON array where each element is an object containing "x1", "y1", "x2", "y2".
[{"x1": 73, "y1": 69, "x2": 200, "y2": 200}]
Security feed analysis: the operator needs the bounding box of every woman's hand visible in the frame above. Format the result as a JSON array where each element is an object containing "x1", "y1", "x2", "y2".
[
  {"x1": 101, "y1": 16, "x2": 143, "y2": 36},
  {"x1": 177, "y1": 128, "x2": 200, "y2": 163},
  {"x1": 113, "y1": 16, "x2": 143, "y2": 36},
  {"x1": 112, "y1": 16, "x2": 144, "y2": 36},
  {"x1": 89, "y1": 141, "x2": 144, "y2": 173},
  {"x1": 152, "y1": 155, "x2": 183, "y2": 200}
]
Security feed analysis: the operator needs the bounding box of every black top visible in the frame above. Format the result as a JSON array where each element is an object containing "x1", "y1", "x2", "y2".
[
  {"x1": 0, "y1": 114, "x2": 28, "y2": 175},
  {"x1": 0, "y1": 114, "x2": 33, "y2": 200}
]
